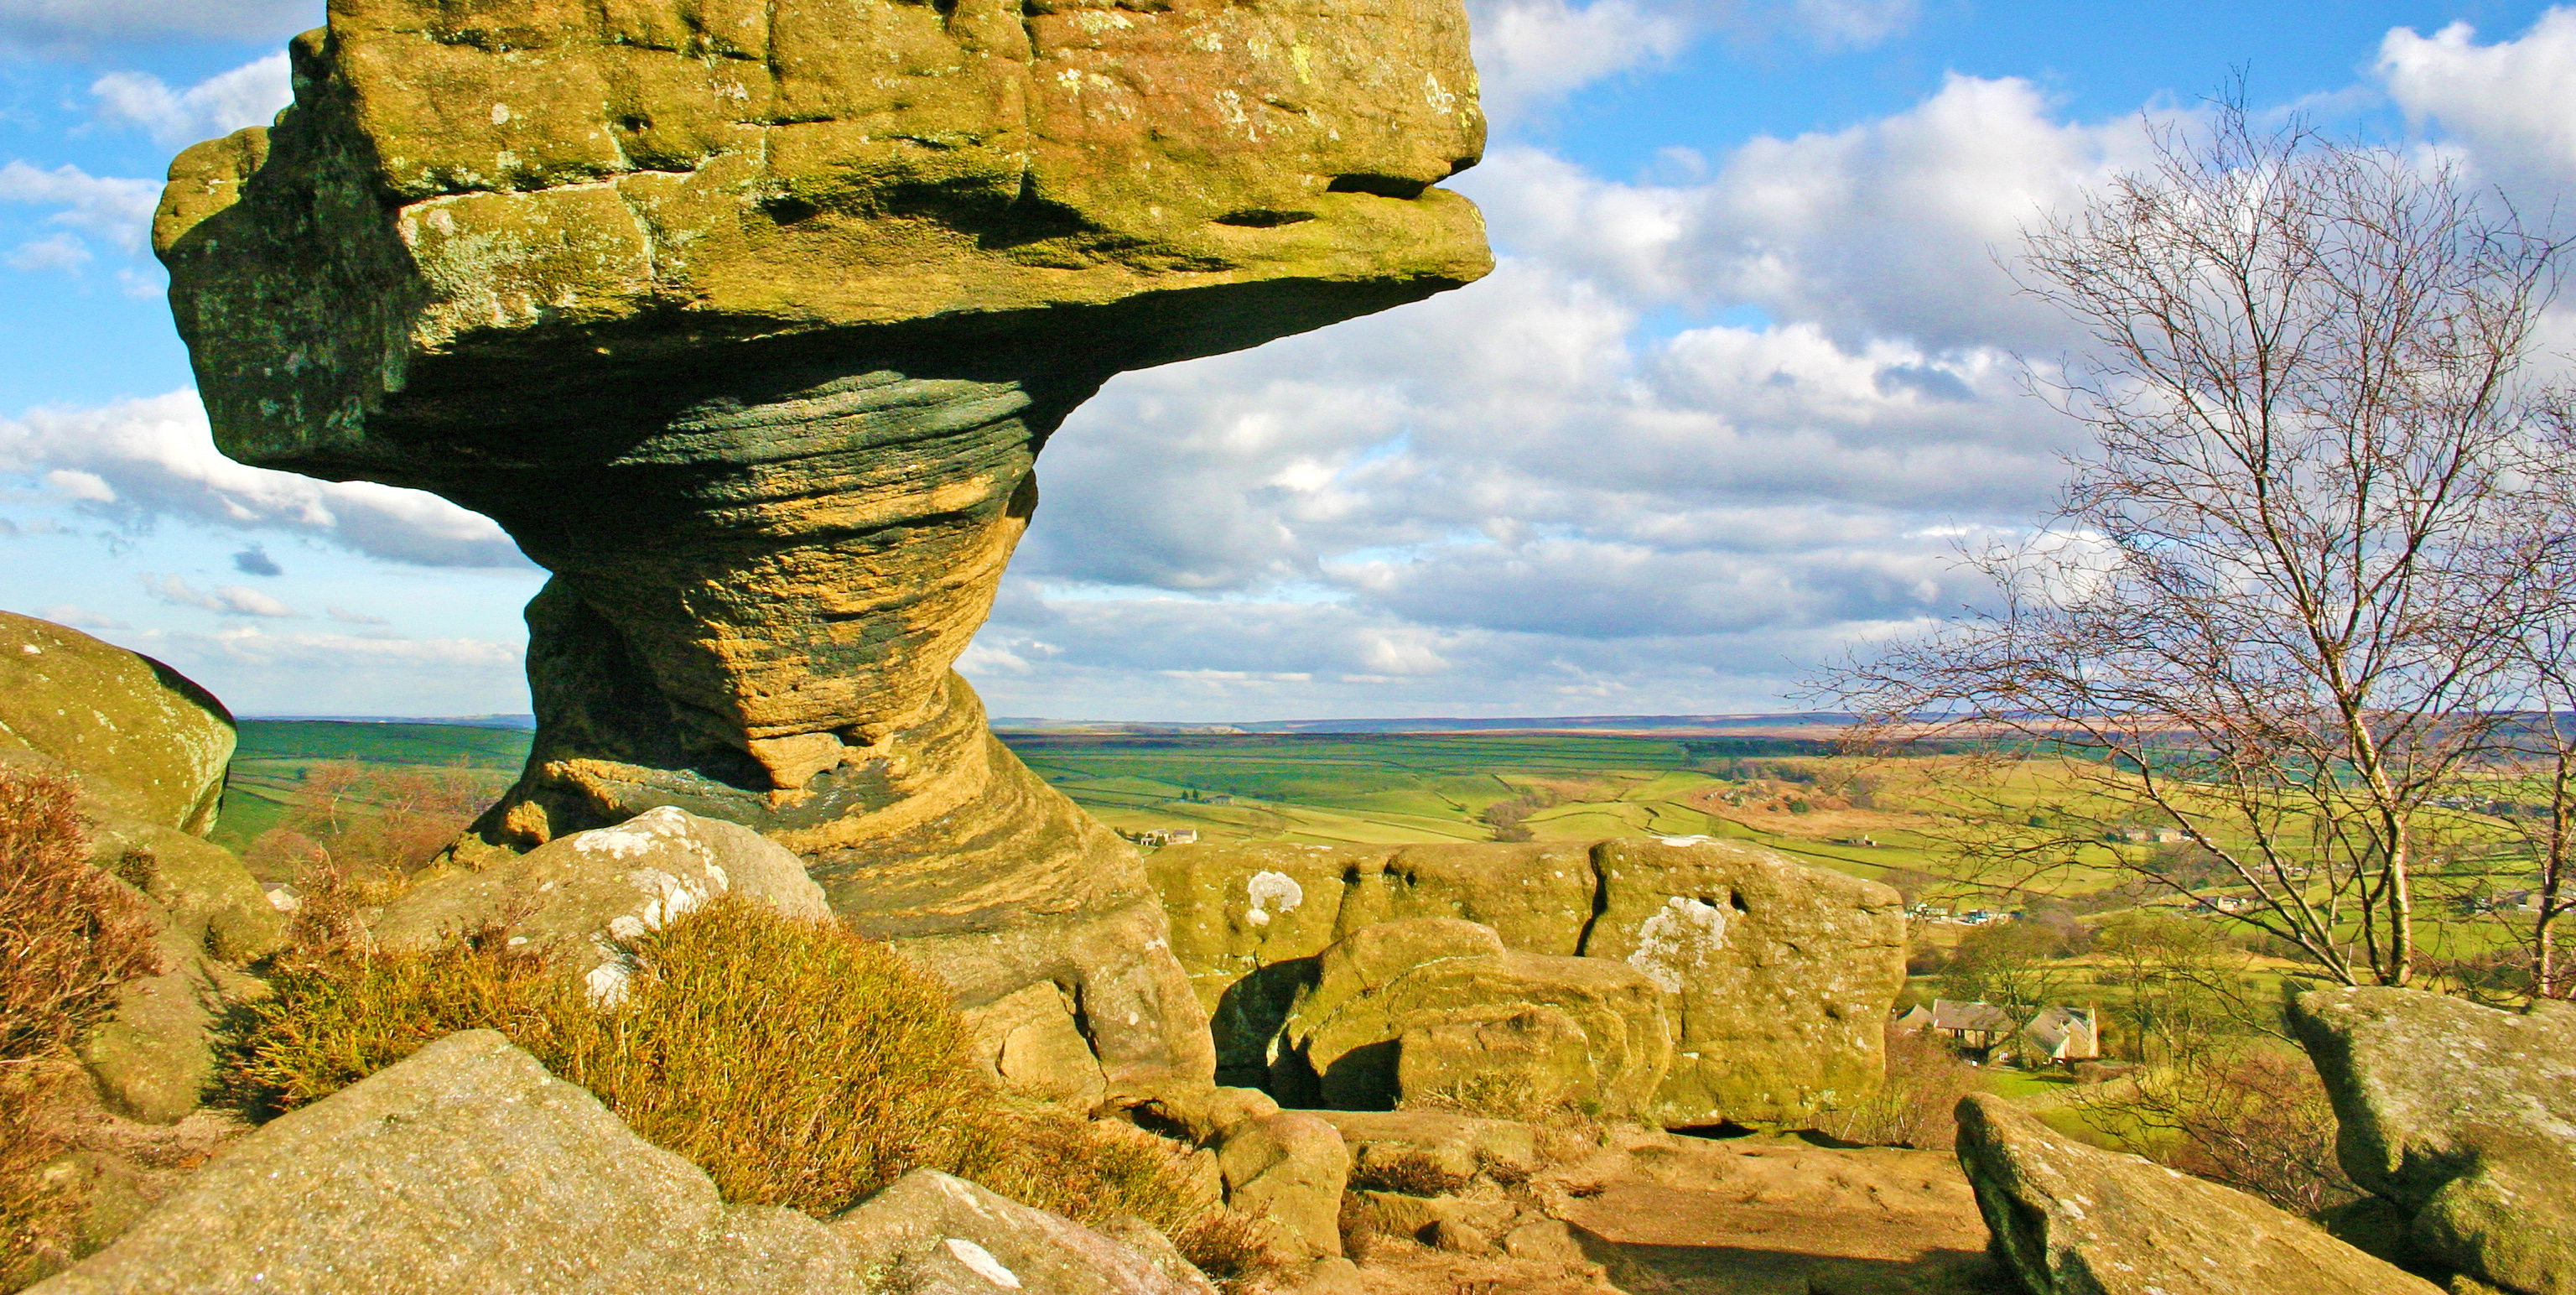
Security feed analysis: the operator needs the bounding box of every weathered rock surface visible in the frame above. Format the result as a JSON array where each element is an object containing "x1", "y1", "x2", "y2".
[
  {"x1": 2291, "y1": 987, "x2": 2576, "y2": 1295},
  {"x1": 839, "y1": 1169, "x2": 1219, "y2": 1295},
  {"x1": 1190, "y1": 1086, "x2": 1351, "y2": 1259},
  {"x1": 0, "y1": 611, "x2": 235, "y2": 836},
  {"x1": 34, "y1": 1029, "x2": 1216, "y2": 1294},
  {"x1": 155, "y1": 0, "x2": 1488, "y2": 1106},
  {"x1": 371, "y1": 804, "x2": 832, "y2": 997},
  {"x1": 1953, "y1": 1093, "x2": 2442, "y2": 1295},
  {"x1": 1277, "y1": 917, "x2": 1672, "y2": 1117},
  {"x1": 1150, "y1": 839, "x2": 1907, "y2": 1125}
]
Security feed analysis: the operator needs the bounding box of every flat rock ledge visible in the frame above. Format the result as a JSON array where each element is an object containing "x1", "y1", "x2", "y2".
[
  {"x1": 1954, "y1": 1094, "x2": 2442, "y2": 1295},
  {"x1": 29, "y1": 1030, "x2": 1208, "y2": 1295}
]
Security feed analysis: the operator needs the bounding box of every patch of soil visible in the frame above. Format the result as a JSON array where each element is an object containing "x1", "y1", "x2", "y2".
[{"x1": 1336, "y1": 1126, "x2": 2010, "y2": 1295}]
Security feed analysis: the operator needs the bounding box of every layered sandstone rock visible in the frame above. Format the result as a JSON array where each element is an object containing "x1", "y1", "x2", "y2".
[
  {"x1": 1147, "y1": 838, "x2": 1908, "y2": 1126},
  {"x1": 154, "y1": 0, "x2": 1490, "y2": 1103},
  {"x1": 2291, "y1": 988, "x2": 2576, "y2": 1295},
  {"x1": 1276, "y1": 917, "x2": 1672, "y2": 1117}
]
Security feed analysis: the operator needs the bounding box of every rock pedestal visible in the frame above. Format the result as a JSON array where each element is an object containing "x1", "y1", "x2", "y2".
[{"x1": 153, "y1": 0, "x2": 1490, "y2": 1102}]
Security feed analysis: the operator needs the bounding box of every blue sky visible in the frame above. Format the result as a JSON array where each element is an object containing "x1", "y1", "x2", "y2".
[{"x1": 4, "y1": 0, "x2": 2575, "y2": 719}]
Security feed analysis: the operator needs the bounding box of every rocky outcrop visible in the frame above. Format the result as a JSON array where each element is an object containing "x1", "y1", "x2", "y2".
[
  {"x1": 153, "y1": 0, "x2": 1488, "y2": 1109},
  {"x1": 2290, "y1": 988, "x2": 2576, "y2": 1295},
  {"x1": 32, "y1": 1029, "x2": 1215, "y2": 1294},
  {"x1": 1149, "y1": 838, "x2": 1908, "y2": 1126},
  {"x1": 1187, "y1": 1086, "x2": 1352, "y2": 1259},
  {"x1": 1276, "y1": 917, "x2": 1671, "y2": 1117},
  {"x1": 1953, "y1": 1094, "x2": 2442, "y2": 1295},
  {"x1": 371, "y1": 804, "x2": 832, "y2": 999},
  {"x1": 2, "y1": 611, "x2": 281, "y2": 1123},
  {"x1": 0, "y1": 611, "x2": 236, "y2": 837}
]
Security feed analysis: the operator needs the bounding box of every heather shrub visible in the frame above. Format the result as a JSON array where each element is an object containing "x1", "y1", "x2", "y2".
[
  {"x1": 1, "y1": 768, "x2": 167, "y2": 1292},
  {"x1": 231, "y1": 896, "x2": 1253, "y2": 1276},
  {"x1": 0, "y1": 769, "x2": 165, "y2": 1061}
]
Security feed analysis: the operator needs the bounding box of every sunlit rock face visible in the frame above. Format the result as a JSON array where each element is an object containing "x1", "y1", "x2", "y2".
[{"x1": 151, "y1": 0, "x2": 1490, "y2": 1102}]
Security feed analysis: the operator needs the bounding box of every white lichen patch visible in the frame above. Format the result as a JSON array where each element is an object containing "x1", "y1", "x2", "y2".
[
  {"x1": 945, "y1": 1237, "x2": 1021, "y2": 1288},
  {"x1": 1244, "y1": 870, "x2": 1303, "y2": 928},
  {"x1": 1628, "y1": 895, "x2": 1727, "y2": 993}
]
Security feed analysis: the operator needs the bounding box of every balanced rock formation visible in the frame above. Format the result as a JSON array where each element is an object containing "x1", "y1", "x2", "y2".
[
  {"x1": 1276, "y1": 916, "x2": 1671, "y2": 1117},
  {"x1": 1, "y1": 611, "x2": 283, "y2": 1121},
  {"x1": 1148, "y1": 838, "x2": 1907, "y2": 1126},
  {"x1": 32, "y1": 1029, "x2": 1214, "y2": 1295},
  {"x1": 1953, "y1": 1094, "x2": 2441, "y2": 1295},
  {"x1": 153, "y1": 0, "x2": 1490, "y2": 1104},
  {"x1": 2291, "y1": 987, "x2": 2576, "y2": 1295}
]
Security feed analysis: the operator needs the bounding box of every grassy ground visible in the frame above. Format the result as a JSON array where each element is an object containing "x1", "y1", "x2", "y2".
[{"x1": 213, "y1": 721, "x2": 531, "y2": 853}]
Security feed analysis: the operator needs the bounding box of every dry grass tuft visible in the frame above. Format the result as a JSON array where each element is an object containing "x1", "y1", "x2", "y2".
[
  {"x1": 1349, "y1": 1150, "x2": 1471, "y2": 1198},
  {"x1": 231, "y1": 895, "x2": 1253, "y2": 1277}
]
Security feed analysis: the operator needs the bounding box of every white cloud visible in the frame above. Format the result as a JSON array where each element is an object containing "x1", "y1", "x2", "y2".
[
  {"x1": 0, "y1": 391, "x2": 530, "y2": 569},
  {"x1": 1459, "y1": 74, "x2": 2153, "y2": 348},
  {"x1": 141, "y1": 573, "x2": 298, "y2": 617},
  {"x1": 0, "y1": 0, "x2": 319, "y2": 48},
  {"x1": 7, "y1": 231, "x2": 90, "y2": 273},
  {"x1": 1466, "y1": 0, "x2": 1922, "y2": 125},
  {"x1": 0, "y1": 161, "x2": 159, "y2": 256},
  {"x1": 35, "y1": 603, "x2": 124, "y2": 630},
  {"x1": 326, "y1": 606, "x2": 391, "y2": 625},
  {"x1": 2380, "y1": 9, "x2": 2576, "y2": 188},
  {"x1": 91, "y1": 52, "x2": 293, "y2": 147}
]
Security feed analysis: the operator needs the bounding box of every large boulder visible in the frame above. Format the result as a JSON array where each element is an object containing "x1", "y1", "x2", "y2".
[
  {"x1": 0, "y1": 611, "x2": 234, "y2": 836},
  {"x1": 155, "y1": 0, "x2": 1488, "y2": 1110},
  {"x1": 1184, "y1": 1087, "x2": 1351, "y2": 1260},
  {"x1": 1150, "y1": 838, "x2": 1908, "y2": 1125},
  {"x1": 1276, "y1": 917, "x2": 1671, "y2": 1117},
  {"x1": 371, "y1": 804, "x2": 831, "y2": 997},
  {"x1": 33, "y1": 1029, "x2": 1216, "y2": 1294},
  {"x1": 2290, "y1": 987, "x2": 2576, "y2": 1295},
  {"x1": 1953, "y1": 1094, "x2": 2442, "y2": 1295}
]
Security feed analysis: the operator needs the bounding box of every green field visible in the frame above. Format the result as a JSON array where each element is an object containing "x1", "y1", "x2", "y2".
[{"x1": 215, "y1": 720, "x2": 532, "y2": 852}]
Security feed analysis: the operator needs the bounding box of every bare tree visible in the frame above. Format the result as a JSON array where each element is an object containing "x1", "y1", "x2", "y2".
[{"x1": 1827, "y1": 94, "x2": 2565, "y2": 988}]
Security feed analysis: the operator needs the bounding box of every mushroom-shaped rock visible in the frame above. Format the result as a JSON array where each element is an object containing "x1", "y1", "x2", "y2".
[{"x1": 153, "y1": 0, "x2": 1492, "y2": 1102}]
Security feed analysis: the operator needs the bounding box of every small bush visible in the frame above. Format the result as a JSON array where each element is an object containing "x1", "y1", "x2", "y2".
[
  {"x1": 231, "y1": 897, "x2": 1241, "y2": 1259},
  {"x1": 0, "y1": 769, "x2": 165, "y2": 1063},
  {"x1": 1812, "y1": 1026, "x2": 1988, "y2": 1150},
  {"x1": 1349, "y1": 1150, "x2": 1469, "y2": 1198}
]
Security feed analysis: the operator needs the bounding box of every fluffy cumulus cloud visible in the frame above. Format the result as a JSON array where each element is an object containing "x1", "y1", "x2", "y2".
[
  {"x1": 0, "y1": 0, "x2": 318, "y2": 49},
  {"x1": 2379, "y1": 8, "x2": 2576, "y2": 192},
  {"x1": 0, "y1": 391, "x2": 529, "y2": 568},
  {"x1": 0, "y1": 160, "x2": 159, "y2": 268},
  {"x1": 91, "y1": 52, "x2": 294, "y2": 146},
  {"x1": 952, "y1": 73, "x2": 2148, "y2": 716},
  {"x1": 1465, "y1": 0, "x2": 1919, "y2": 122},
  {"x1": 91, "y1": 622, "x2": 527, "y2": 716}
]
